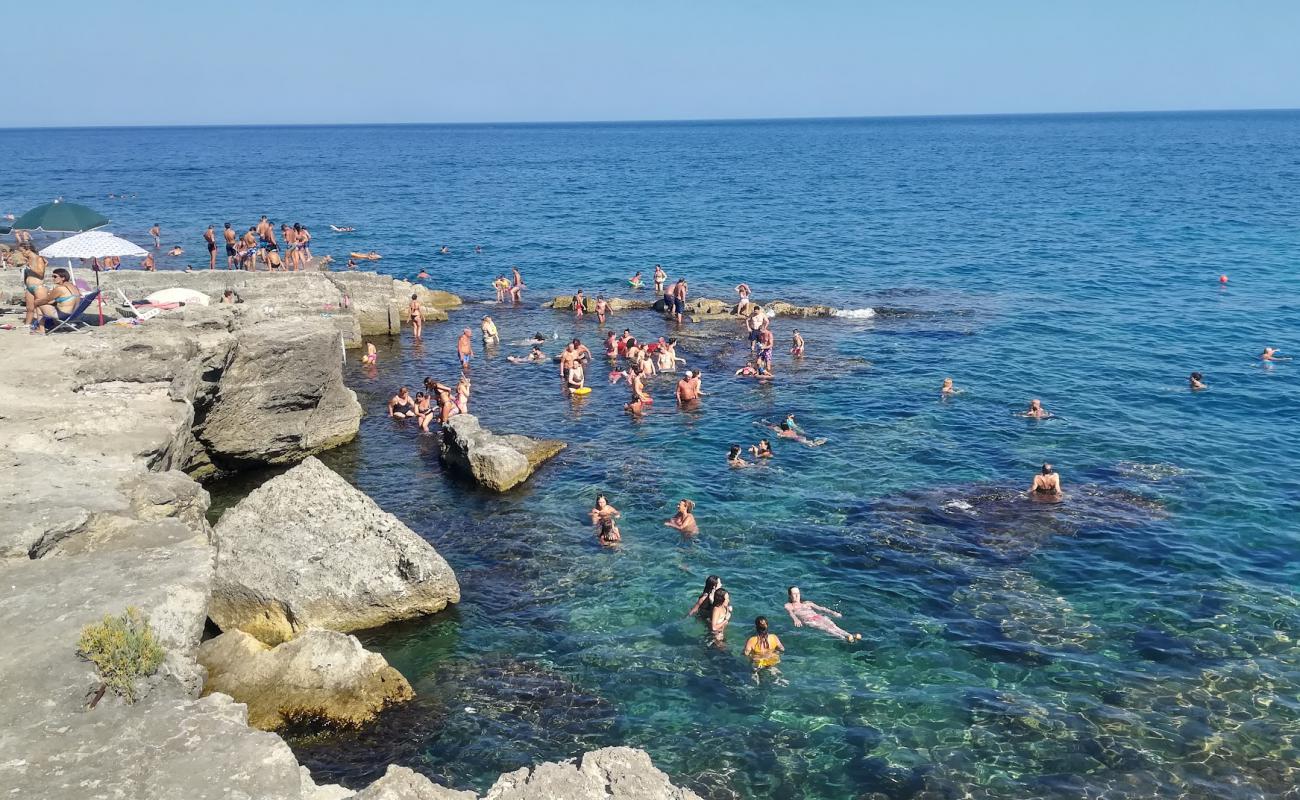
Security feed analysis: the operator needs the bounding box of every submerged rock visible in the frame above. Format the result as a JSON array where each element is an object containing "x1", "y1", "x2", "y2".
[
  {"x1": 210, "y1": 457, "x2": 460, "y2": 644},
  {"x1": 198, "y1": 629, "x2": 414, "y2": 730},
  {"x1": 441, "y1": 415, "x2": 565, "y2": 492}
]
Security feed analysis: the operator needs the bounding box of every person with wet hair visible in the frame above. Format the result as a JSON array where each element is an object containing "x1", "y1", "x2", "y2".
[
  {"x1": 664, "y1": 499, "x2": 697, "y2": 536},
  {"x1": 728, "y1": 445, "x2": 748, "y2": 467},
  {"x1": 784, "y1": 586, "x2": 860, "y2": 642},
  {"x1": 1023, "y1": 398, "x2": 1051, "y2": 419},
  {"x1": 1030, "y1": 463, "x2": 1062, "y2": 498},
  {"x1": 743, "y1": 616, "x2": 785, "y2": 669},
  {"x1": 709, "y1": 587, "x2": 732, "y2": 640},
  {"x1": 596, "y1": 514, "x2": 621, "y2": 545},
  {"x1": 686, "y1": 576, "x2": 722, "y2": 618},
  {"x1": 1189, "y1": 372, "x2": 1206, "y2": 390}
]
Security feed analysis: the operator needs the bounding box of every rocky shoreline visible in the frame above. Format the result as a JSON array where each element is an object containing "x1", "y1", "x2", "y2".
[{"x1": 0, "y1": 270, "x2": 703, "y2": 799}]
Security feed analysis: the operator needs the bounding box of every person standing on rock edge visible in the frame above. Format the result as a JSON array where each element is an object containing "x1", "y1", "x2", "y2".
[
  {"x1": 204, "y1": 225, "x2": 217, "y2": 270},
  {"x1": 223, "y1": 223, "x2": 238, "y2": 269},
  {"x1": 510, "y1": 266, "x2": 525, "y2": 303},
  {"x1": 672, "y1": 278, "x2": 688, "y2": 324},
  {"x1": 457, "y1": 328, "x2": 474, "y2": 370},
  {"x1": 408, "y1": 294, "x2": 423, "y2": 339}
]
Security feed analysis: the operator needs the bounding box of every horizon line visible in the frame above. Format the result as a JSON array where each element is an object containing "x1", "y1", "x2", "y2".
[{"x1": 3, "y1": 105, "x2": 1298, "y2": 133}]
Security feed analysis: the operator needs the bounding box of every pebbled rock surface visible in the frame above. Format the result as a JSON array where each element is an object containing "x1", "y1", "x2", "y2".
[
  {"x1": 198, "y1": 629, "x2": 414, "y2": 730},
  {"x1": 440, "y1": 414, "x2": 566, "y2": 492},
  {"x1": 210, "y1": 456, "x2": 460, "y2": 644}
]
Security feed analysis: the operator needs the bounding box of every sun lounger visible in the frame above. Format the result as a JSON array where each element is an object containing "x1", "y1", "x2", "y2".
[{"x1": 114, "y1": 288, "x2": 162, "y2": 321}]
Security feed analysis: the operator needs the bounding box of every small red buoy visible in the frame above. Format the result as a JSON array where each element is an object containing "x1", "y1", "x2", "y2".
[{"x1": 1219, "y1": 274, "x2": 1228, "y2": 284}]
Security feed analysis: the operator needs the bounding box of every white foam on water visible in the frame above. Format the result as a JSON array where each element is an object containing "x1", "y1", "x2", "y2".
[{"x1": 834, "y1": 307, "x2": 876, "y2": 319}]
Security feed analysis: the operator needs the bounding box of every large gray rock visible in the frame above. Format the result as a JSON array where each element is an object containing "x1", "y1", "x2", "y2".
[
  {"x1": 199, "y1": 318, "x2": 362, "y2": 467},
  {"x1": 0, "y1": 692, "x2": 321, "y2": 800},
  {"x1": 440, "y1": 415, "x2": 565, "y2": 492},
  {"x1": 483, "y1": 748, "x2": 703, "y2": 800},
  {"x1": 198, "y1": 629, "x2": 414, "y2": 730},
  {"x1": 210, "y1": 457, "x2": 460, "y2": 644},
  {"x1": 346, "y1": 765, "x2": 476, "y2": 800}
]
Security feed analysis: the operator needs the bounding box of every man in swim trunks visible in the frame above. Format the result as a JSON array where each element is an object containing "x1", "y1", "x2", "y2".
[
  {"x1": 203, "y1": 225, "x2": 217, "y2": 270},
  {"x1": 672, "y1": 278, "x2": 688, "y2": 324},
  {"x1": 510, "y1": 267, "x2": 525, "y2": 302},
  {"x1": 566, "y1": 361, "x2": 586, "y2": 393},
  {"x1": 757, "y1": 327, "x2": 775, "y2": 371},
  {"x1": 791, "y1": 329, "x2": 805, "y2": 358},
  {"x1": 150, "y1": 224, "x2": 161, "y2": 249},
  {"x1": 457, "y1": 328, "x2": 474, "y2": 369},
  {"x1": 1030, "y1": 463, "x2": 1062, "y2": 497},
  {"x1": 223, "y1": 223, "x2": 238, "y2": 269},
  {"x1": 676, "y1": 370, "x2": 700, "y2": 405}
]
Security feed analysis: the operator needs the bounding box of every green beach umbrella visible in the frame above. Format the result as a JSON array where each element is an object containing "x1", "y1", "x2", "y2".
[{"x1": 12, "y1": 200, "x2": 109, "y2": 233}]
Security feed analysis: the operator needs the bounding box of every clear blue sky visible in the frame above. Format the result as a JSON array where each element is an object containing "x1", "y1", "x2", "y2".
[{"x1": 10, "y1": 0, "x2": 1300, "y2": 127}]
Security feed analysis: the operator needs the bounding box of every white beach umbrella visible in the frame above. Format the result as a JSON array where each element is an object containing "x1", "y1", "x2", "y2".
[
  {"x1": 39, "y1": 229, "x2": 148, "y2": 259},
  {"x1": 40, "y1": 230, "x2": 149, "y2": 324}
]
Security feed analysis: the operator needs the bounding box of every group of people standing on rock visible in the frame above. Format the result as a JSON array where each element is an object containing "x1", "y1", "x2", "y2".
[
  {"x1": 198, "y1": 217, "x2": 313, "y2": 272},
  {"x1": 492, "y1": 267, "x2": 527, "y2": 303}
]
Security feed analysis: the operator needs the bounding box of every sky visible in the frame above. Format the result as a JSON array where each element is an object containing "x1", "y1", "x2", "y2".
[{"x1": 8, "y1": 0, "x2": 1300, "y2": 127}]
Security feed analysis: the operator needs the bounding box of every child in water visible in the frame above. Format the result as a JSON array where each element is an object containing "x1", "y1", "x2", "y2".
[{"x1": 361, "y1": 342, "x2": 378, "y2": 365}]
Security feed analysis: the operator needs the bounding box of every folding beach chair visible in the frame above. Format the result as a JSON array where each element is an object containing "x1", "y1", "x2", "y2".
[
  {"x1": 113, "y1": 288, "x2": 162, "y2": 321},
  {"x1": 44, "y1": 291, "x2": 101, "y2": 333}
]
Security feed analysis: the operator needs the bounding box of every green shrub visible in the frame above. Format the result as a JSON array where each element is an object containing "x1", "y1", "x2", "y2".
[{"x1": 77, "y1": 607, "x2": 164, "y2": 704}]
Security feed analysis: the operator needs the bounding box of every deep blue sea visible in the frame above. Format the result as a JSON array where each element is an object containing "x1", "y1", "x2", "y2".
[{"x1": 5, "y1": 112, "x2": 1300, "y2": 799}]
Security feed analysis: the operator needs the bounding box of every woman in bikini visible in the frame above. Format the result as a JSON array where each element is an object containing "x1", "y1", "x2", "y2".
[
  {"x1": 709, "y1": 587, "x2": 732, "y2": 641},
  {"x1": 34, "y1": 268, "x2": 81, "y2": 333},
  {"x1": 743, "y1": 616, "x2": 786, "y2": 678},
  {"x1": 408, "y1": 294, "x2": 423, "y2": 338},
  {"x1": 455, "y1": 376, "x2": 471, "y2": 415},
  {"x1": 21, "y1": 245, "x2": 48, "y2": 326},
  {"x1": 784, "y1": 586, "x2": 860, "y2": 642}
]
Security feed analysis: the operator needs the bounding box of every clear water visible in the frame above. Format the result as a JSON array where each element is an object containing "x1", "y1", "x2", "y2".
[{"x1": 7, "y1": 113, "x2": 1300, "y2": 799}]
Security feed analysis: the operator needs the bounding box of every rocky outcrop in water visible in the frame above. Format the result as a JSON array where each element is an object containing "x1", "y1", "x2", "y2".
[
  {"x1": 440, "y1": 414, "x2": 566, "y2": 492},
  {"x1": 548, "y1": 294, "x2": 838, "y2": 319},
  {"x1": 210, "y1": 457, "x2": 460, "y2": 645},
  {"x1": 198, "y1": 629, "x2": 414, "y2": 730}
]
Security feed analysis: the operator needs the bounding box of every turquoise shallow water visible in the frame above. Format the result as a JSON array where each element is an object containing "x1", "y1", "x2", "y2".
[{"x1": 7, "y1": 112, "x2": 1300, "y2": 798}]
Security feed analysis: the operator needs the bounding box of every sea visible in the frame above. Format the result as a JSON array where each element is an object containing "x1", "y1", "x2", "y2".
[{"x1": 4, "y1": 111, "x2": 1299, "y2": 799}]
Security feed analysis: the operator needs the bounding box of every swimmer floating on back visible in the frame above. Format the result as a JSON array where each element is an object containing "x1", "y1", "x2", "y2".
[{"x1": 784, "y1": 586, "x2": 860, "y2": 642}]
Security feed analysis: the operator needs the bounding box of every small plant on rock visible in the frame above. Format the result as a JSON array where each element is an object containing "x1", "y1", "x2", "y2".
[{"x1": 77, "y1": 607, "x2": 164, "y2": 705}]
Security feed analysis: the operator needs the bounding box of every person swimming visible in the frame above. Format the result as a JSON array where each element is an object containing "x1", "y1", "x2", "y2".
[
  {"x1": 629, "y1": 271, "x2": 643, "y2": 288},
  {"x1": 596, "y1": 515, "x2": 621, "y2": 545},
  {"x1": 769, "y1": 420, "x2": 826, "y2": 447},
  {"x1": 743, "y1": 616, "x2": 785, "y2": 672},
  {"x1": 508, "y1": 345, "x2": 547, "y2": 364},
  {"x1": 686, "y1": 576, "x2": 722, "y2": 619},
  {"x1": 1030, "y1": 463, "x2": 1062, "y2": 498},
  {"x1": 1189, "y1": 371, "x2": 1207, "y2": 390},
  {"x1": 728, "y1": 444, "x2": 748, "y2": 467},
  {"x1": 665, "y1": 499, "x2": 698, "y2": 536},
  {"x1": 1260, "y1": 347, "x2": 1290, "y2": 362},
  {"x1": 749, "y1": 439, "x2": 773, "y2": 459},
  {"x1": 941, "y1": 377, "x2": 959, "y2": 396},
  {"x1": 1023, "y1": 398, "x2": 1051, "y2": 419},
  {"x1": 784, "y1": 586, "x2": 860, "y2": 642}
]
